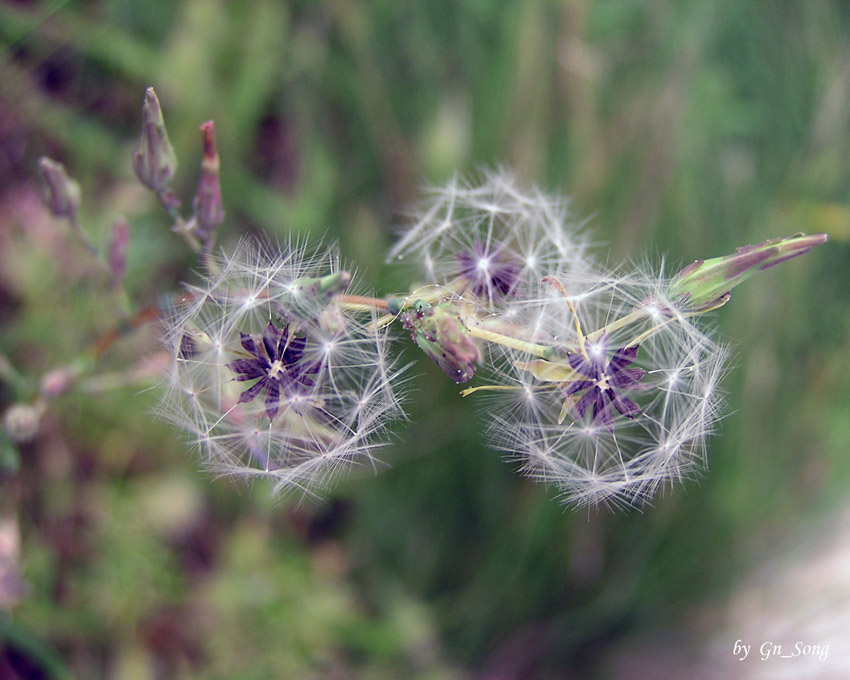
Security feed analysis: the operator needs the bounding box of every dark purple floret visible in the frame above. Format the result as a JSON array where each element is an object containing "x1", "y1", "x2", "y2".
[
  {"x1": 562, "y1": 336, "x2": 645, "y2": 430},
  {"x1": 456, "y1": 239, "x2": 521, "y2": 300},
  {"x1": 228, "y1": 321, "x2": 318, "y2": 420}
]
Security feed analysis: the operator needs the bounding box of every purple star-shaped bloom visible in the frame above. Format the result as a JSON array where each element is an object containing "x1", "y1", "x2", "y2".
[
  {"x1": 456, "y1": 239, "x2": 521, "y2": 300},
  {"x1": 563, "y1": 336, "x2": 645, "y2": 430},
  {"x1": 228, "y1": 321, "x2": 317, "y2": 420}
]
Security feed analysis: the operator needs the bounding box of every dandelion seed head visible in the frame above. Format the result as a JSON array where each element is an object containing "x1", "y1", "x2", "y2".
[
  {"x1": 482, "y1": 264, "x2": 729, "y2": 508},
  {"x1": 158, "y1": 239, "x2": 409, "y2": 498},
  {"x1": 387, "y1": 168, "x2": 593, "y2": 312}
]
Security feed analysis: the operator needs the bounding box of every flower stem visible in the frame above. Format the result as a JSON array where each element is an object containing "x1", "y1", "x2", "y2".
[
  {"x1": 459, "y1": 384, "x2": 521, "y2": 397},
  {"x1": 336, "y1": 294, "x2": 390, "y2": 312},
  {"x1": 466, "y1": 323, "x2": 552, "y2": 358},
  {"x1": 91, "y1": 305, "x2": 160, "y2": 359},
  {"x1": 586, "y1": 308, "x2": 648, "y2": 343},
  {"x1": 67, "y1": 215, "x2": 99, "y2": 256}
]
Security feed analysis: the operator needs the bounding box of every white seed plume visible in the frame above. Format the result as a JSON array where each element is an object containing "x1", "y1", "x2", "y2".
[
  {"x1": 158, "y1": 240, "x2": 409, "y2": 498},
  {"x1": 480, "y1": 265, "x2": 730, "y2": 509},
  {"x1": 388, "y1": 168, "x2": 594, "y2": 311}
]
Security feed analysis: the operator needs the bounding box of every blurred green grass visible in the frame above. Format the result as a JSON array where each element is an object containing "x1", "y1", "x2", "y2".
[{"x1": 1, "y1": 0, "x2": 849, "y2": 678}]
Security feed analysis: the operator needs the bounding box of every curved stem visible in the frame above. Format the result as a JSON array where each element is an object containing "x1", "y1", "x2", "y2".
[{"x1": 90, "y1": 305, "x2": 160, "y2": 360}]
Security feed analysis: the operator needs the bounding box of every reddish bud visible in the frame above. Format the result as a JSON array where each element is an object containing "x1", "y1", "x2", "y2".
[
  {"x1": 40, "y1": 368, "x2": 74, "y2": 399},
  {"x1": 191, "y1": 121, "x2": 224, "y2": 247}
]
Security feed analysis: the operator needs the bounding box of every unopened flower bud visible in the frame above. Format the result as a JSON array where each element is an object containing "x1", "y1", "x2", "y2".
[
  {"x1": 40, "y1": 368, "x2": 75, "y2": 398},
  {"x1": 132, "y1": 87, "x2": 178, "y2": 192},
  {"x1": 39, "y1": 358, "x2": 88, "y2": 400},
  {"x1": 38, "y1": 157, "x2": 81, "y2": 219},
  {"x1": 670, "y1": 232, "x2": 828, "y2": 311},
  {"x1": 279, "y1": 271, "x2": 352, "y2": 322},
  {"x1": 108, "y1": 217, "x2": 130, "y2": 289},
  {"x1": 2, "y1": 404, "x2": 42, "y2": 443},
  {"x1": 402, "y1": 300, "x2": 479, "y2": 384},
  {"x1": 191, "y1": 121, "x2": 224, "y2": 246}
]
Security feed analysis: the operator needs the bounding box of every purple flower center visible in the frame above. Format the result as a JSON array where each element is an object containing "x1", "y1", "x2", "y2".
[
  {"x1": 562, "y1": 336, "x2": 646, "y2": 430},
  {"x1": 456, "y1": 239, "x2": 520, "y2": 301},
  {"x1": 228, "y1": 321, "x2": 318, "y2": 420}
]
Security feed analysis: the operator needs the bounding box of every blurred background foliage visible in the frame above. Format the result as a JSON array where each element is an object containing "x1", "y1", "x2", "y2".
[{"x1": 1, "y1": 0, "x2": 849, "y2": 678}]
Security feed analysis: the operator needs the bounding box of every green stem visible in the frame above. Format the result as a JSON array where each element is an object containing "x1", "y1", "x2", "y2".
[
  {"x1": 585, "y1": 302, "x2": 721, "y2": 351},
  {"x1": 172, "y1": 217, "x2": 202, "y2": 253},
  {"x1": 156, "y1": 189, "x2": 213, "y2": 265},
  {"x1": 336, "y1": 294, "x2": 390, "y2": 312},
  {"x1": 67, "y1": 214, "x2": 98, "y2": 256},
  {"x1": 459, "y1": 384, "x2": 521, "y2": 397},
  {"x1": 466, "y1": 324, "x2": 552, "y2": 358},
  {"x1": 585, "y1": 308, "x2": 648, "y2": 343}
]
